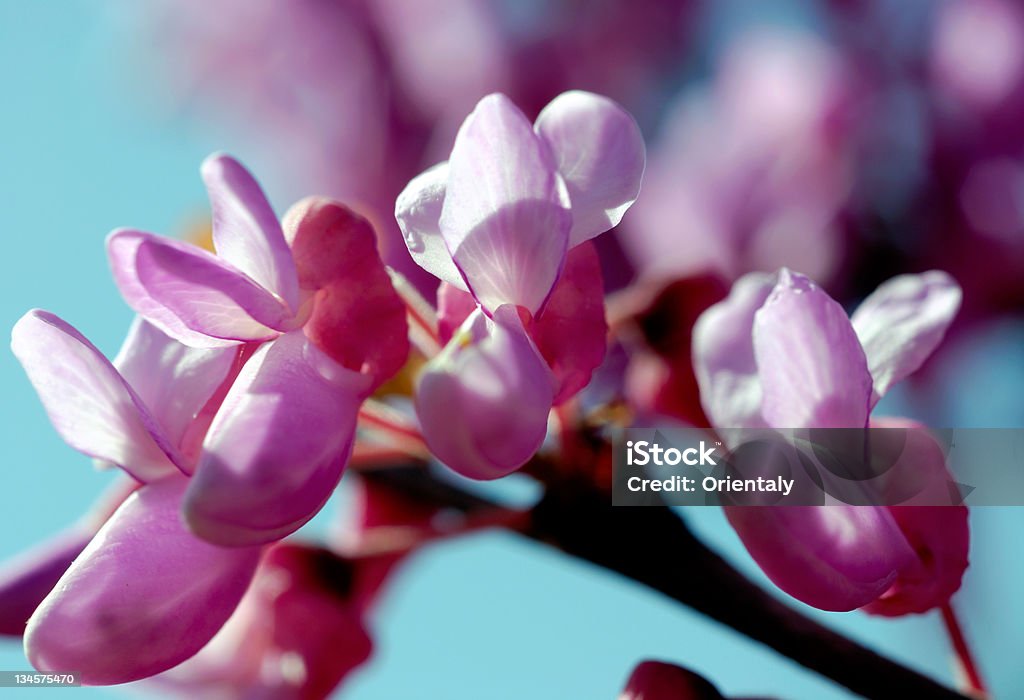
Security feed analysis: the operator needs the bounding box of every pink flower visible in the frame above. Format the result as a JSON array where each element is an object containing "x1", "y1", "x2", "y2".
[
  {"x1": 692, "y1": 268, "x2": 968, "y2": 612},
  {"x1": 396, "y1": 91, "x2": 645, "y2": 479},
  {"x1": 624, "y1": 30, "x2": 853, "y2": 287},
  {"x1": 107, "y1": 155, "x2": 408, "y2": 546},
  {"x1": 10, "y1": 314, "x2": 260, "y2": 682}
]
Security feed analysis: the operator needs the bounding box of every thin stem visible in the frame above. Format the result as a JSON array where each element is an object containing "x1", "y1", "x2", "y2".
[
  {"x1": 358, "y1": 401, "x2": 427, "y2": 449},
  {"x1": 350, "y1": 444, "x2": 427, "y2": 469},
  {"x1": 941, "y1": 603, "x2": 987, "y2": 697},
  {"x1": 387, "y1": 269, "x2": 443, "y2": 356}
]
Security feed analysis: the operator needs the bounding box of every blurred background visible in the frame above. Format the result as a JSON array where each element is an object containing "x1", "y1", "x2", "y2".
[{"x1": 1, "y1": 0, "x2": 1022, "y2": 697}]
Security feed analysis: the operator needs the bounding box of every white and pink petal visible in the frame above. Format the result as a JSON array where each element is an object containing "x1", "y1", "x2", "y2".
[
  {"x1": 11, "y1": 310, "x2": 185, "y2": 481},
  {"x1": 202, "y1": 153, "x2": 300, "y2": 311},
  {"x1": 534, "y1": 90, "x2": 646, "y2": 247},
  {"x1": 753, "y1": 269, "x2": 873, "y2": 429},
  {"x1": 851, "y1": 270, "x2": 962, "y2": 405},
  {"x1": 439, "y1": 93, "x2": 571, "y2": 314}
]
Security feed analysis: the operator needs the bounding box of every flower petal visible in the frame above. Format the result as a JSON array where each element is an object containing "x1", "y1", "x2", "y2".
[
  {"x1": 416, "y1": 306, "x2": 555, "y2": 480},
  {"x1": 725, "y1": 505, "x2": 916, "y2": 611},
  {"x1": 394, "y1": 162, "x2": 468, "y2": 290},
  {"x1": 529, "y1": 241, "x2": 608, "y2": 405},
  {"x1": 692, "y1": 272, "x2": 775, "y2": 429},
  {"x1": 863, "y1": 418, "x2": 969, "y2": 616},
  {"x1": 534, "y1": 90, "x2": 646, "y2": 247},
  {"x1": 0, "y1": 529, "x2": 89, "y2": 637},
  {"x1": 283, "y1": 197, "x2": 410, "y2": 389},
  {"x1": 107, "y1": 229, "x2": 238, "y2": 348},
  {"x1": 127, "y1": 230, "x2": 293, "y2": 342},
  {"x1": 24, "y1": 476, "x2": 261, "y2": 685},
  {"x1": 436, "y1": 281, "x2": 479, "y2": 345},
  {"x1": 753, "y1": 269, "x2": 872, "y2": 429},
  {"x1": 439, "y1": 93, "x2": 571, "y2": 314},
  {"x1": 11, "y1": 310, "x2": 184, "y2": 481},
  {"x1": 113, "y1": 317, "x2": 237, "y2": 464},
  {"x1": 147, "y1": 544, "x2": 373, "y2": 698},
  {"x1": 186, "y1": 330, "x2": 371, "y2": 547},
  {"x1": 202, "y1": 153, "x2": 300, "y2": 311},
  {"x1": 851, "y1": 270, "x2": 962, "y2": 405}
]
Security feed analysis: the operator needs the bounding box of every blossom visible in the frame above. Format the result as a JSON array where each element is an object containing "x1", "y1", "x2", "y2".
[
  {"x1": 692, "y1": 268, "x2": 968, "y2": 612},
  {"x1": 10, "y1": 313, "x2": 260, "y2": 683},
  {"x1": 623, "y1": 30, "x2": 852, "y2": 286},
  {"x1": 396, "y1": 90, "x2": 645, "y2": 478},
  {"x1": 106, "y1": 155, "x2": 408, "y2": 545}
]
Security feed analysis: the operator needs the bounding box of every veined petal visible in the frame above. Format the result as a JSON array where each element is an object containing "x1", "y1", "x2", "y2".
[
  {"x1": 851, "y1": 270, "x2": 962, "y2": 405},
  {"x1": 416, "y1": 306, "x2": 555, "y2": 480},
  {"x1": 726, "y1": 505, "x2": 916, "y2": 611},
  {"x1": 753, "y1": 269, "x2": 873, "y2": 429},
  {"x1": 439, "y1": 93, "x2": 572, "y2": 314},
  {"x1": 394, "y1": 162, "x2": 468, "y2": 290},
  {"x1": 529, "y1": 241, "x2": 608, "y2": 405},
  {"x1": 692, "y1": 272, "x2": 775, "y2": 429},
  {"x1": 107, "y1": 229, "x2": 237, "y2": 348},
  {"x1": 283, "y1": 197, "x2": 410, "y2": 390},
  {"x1": 202, "y1": 153, "x2": 300, "y2": 311},
  {"x1": 127, "y1": 230, "x2": 292, "y2": 342},
  {"x1": 11, "y1": 310, "x2": 184, "y2": 481},
  {"x1": 186, "y1": 331, "x2": 371, "y2": 547},
  {"x1": 113, "y1": 317, "x2": 237, "y2": 462},
  {"x1": 534, "y1": 90, "x2": 646, "y2": 247},
  {"x1": 24, "y1": 476, "x2": 261, "y2": 685}
]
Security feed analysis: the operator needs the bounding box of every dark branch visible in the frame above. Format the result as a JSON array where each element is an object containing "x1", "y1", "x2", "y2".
[
  {"x1": 361, "y1": 467, "x2": 971, "y2": 700},
  {"x1": 527, "y1": 480, "x2": 971, "y2": 700}
]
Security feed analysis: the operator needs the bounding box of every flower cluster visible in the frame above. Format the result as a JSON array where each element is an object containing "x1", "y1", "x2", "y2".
[{"x1": 3, "y1": 85, "x2": 980, "y2": 698}]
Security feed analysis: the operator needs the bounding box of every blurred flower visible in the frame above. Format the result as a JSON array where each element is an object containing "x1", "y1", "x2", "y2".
[
  {"x1": 619, "y1": 659, "x2": 726, "y2": 700},
  {"x1": 397, "y1": 91, "x2": 644, "y2": 478},
  {"x1": 932, "y1": 0, "x2": 1024, "y2": 113},
  {"x1": 624, "y1": 30, "x2": 853, "y2": 287},
  {"x1": 693, "y1": 268, "x2": 968, "y2": 612},
  {"x1": 132, "y1": 0, "x2": 695, "y2": 294}
]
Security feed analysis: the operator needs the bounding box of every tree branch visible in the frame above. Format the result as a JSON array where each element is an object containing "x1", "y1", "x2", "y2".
[
  {"x1": 526, "y1": 479, "x2": 971, "y2": 700},
  {"x1": 361, "y1": 468, "x2": 971, "y2": 699}
]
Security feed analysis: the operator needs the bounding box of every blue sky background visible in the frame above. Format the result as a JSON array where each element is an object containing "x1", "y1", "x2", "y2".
[{"x1": 1, "y1": 2, "x2": 1022, "y2": 698}]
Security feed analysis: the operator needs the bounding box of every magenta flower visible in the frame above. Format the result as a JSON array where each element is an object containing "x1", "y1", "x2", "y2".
[
  {"x1": 10, "y1": 313, "x2": 261, "y2": 683},
  {"x1": 693, "y1": 268, "x2": 968, "y2": 612},
  {"x1": 620, "y1": 660, "x2": 726, "y2": 700},
  {"x1": 396, "y1": 91, "x2": 645, "y2": 478},
  {"x1": 106, "y1": 155, "x2": 408, "y2": 545}
]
